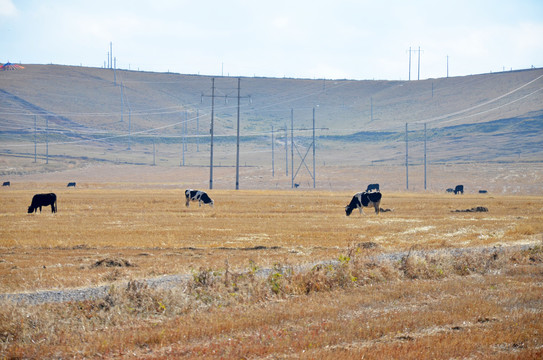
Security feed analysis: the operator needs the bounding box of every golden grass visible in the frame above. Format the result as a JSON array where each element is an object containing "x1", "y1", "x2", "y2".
[
  {"x1": 1, "y1": 187, "x2": 542, "y2": 358},
  {"x1": 1, "y1": 188, "x2": 541, "y2": 292}
]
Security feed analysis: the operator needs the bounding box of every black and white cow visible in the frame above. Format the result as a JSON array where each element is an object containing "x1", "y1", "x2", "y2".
[
  {"x1": 366, "y1": 183, "x2": 380, "y2": 192},
  {"x1": 185, "y1": 189, "x2": 214, "y2": 207},
  {"x1": 345, "y1": 191, "x2": 382, "y2": 216},
  {"x1": 28, "y1": 193, "x2": 57, "y2": 213}
]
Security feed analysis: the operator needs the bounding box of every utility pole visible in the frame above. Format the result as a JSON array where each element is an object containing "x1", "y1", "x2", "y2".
[
  {"x1": 405, "y1": 123, "x2": 409, "y2": 190},
  {"x1": 285, "y1": 124, "x2": 288, "y2": 176},
  {"x1": 200, "y1": 79, "x2": 219, "y2": 189},
  {"x1": 417, "y1": 46, "x2": 422, "y2": 80},
  {"x1": 407, "y1": 47, "x2": 412, "y2": 81},
  {"x1": 110, "y1": 42, "x2": 113, "y2": 69},
  {"x1": 120, "y1": 82, "x2": 124, "y2": 122},
  {"x1": 181, "y1": 110, "x2": 186, "y2": 166},
  {"x1": 424, "y1": 123, "x2": 427, "y2": 190},
  {"x1": 235, "y1": 78, "x2": 241, "y2": 190},
  {"x1": 114, "y1": 57, "x2": 116, "y2": 85},
  {"x1": 196, "y1": 109, "x2": 200, "y2": 152},
  {"x1": 45, "y1": 117, "x2": 49, "y2": 164},
  {"x1": 291, "y1": 109, "x2": 294, "y2": 188},
  {"x1": 128, "y1": 109, "x2": 131, "y2": 150},
  {"x1": 234, "y1": 78, "x2": 251, "y2": 190},
  {"x1": 34, "y1": 115, "x2": 37, "y2": 162},
  {"x1": 312, "y1": 107, "x2": 316, "y2": 189},
  {"x1": 210, "y1": 78, "x2": 215, "y2": 189},
  {"x1": 290, "y1": 109, "x2": 324, "y2": 189},
  {"x1": 201, "y1": 78, "x2": 232, "y2": 189},
  {"x1": 271, "y1": 125, "x2": 275, "y2": 177}
]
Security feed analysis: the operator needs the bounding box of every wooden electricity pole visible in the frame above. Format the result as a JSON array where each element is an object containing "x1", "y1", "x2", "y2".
[
  {"x1": 210, "y1": 78, "x2": 215, "y2": 189},
  {"x1": 405, "y1": 123, "x2": 409, "y2": 190}
]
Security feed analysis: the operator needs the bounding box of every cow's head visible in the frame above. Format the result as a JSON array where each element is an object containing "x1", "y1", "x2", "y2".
[
  {"x1": 345, "y1": 205, "x2": 354, "y2": 216},
  {"x1": 27, "y1": 206, "x2": 34, "y2": 213}
]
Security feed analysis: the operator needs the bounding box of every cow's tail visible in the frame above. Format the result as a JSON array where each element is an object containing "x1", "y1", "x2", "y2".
[{"x1": 52, "y1": 194, "x2": 57, "y2": 213}]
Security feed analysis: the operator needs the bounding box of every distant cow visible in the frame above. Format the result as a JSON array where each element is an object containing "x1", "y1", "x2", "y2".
[
  {"x1": 67, "y1": 182, "x2": 76, "y2": 187},
  {"x1": 366, "y1": 183, "x2": 380, "y2": 192},
  {"x1": 446, "y1": 188, "x2": 454, "y2": 193},
  {"x1": 479, "y1": 190, "x2": 488, "y2": 194},
  {"x1": 185, "y1": 189, "x2": 214, "y2": 207},
  {"x1": 454, "y1": 185, "x2": 464, "y2": 195},
  {"x1": 345, "y1": 191, "x2": 382, "y2": 216},
  {"x1": 28, "y1": 193, "x2": 57, "y2": 213},
  {"x1": 2, "y1": 181, "x2": 10, "y2": 187}
]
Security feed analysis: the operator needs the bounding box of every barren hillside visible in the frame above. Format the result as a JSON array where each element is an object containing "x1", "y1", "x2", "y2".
[{"x1": 1, "y1": 64, "x2": 542, "y2": 193}]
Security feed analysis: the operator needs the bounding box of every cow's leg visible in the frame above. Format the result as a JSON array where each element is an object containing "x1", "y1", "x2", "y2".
[
  {"x1": 374, "y1": 201, "x2": 380, "y2": 214},
  {"x1": 39, "y1": 206, "x2": 42, "y2": 213},
  {"x1": 358, "y1": 206, "x2": 363, "y2": 214},
  {"x1": 198, "y1": 201, "x2": 202, "y2": 207},
  {"x1": 185, "y1": 198, "x2": 190, "y2": 207}
]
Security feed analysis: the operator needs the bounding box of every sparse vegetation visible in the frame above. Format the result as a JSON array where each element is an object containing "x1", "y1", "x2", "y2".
[{"x1": 1, "y1": 189, "x2": 542, "y2": 358}]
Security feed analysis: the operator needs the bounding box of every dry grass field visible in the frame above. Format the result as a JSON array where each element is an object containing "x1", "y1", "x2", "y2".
[{"x1": 1, "y1": 186, "x2": 542, "y2": 358}]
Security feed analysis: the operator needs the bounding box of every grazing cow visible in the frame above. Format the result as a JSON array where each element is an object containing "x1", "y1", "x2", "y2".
[
  {"x1": 479, "y1": 190, "x2": 488, "y2": 194},
  {"x1": 366, "y1": 183, "x2": 380, "y2": 192},
  {"x1": 67, "y1": 182, "x2": 76, "y2": 187},
  {"x1": 345, "y1": 191, "x2": 382, "y2": 216},
  {"x1": 2, "y1": 181, "x2": 10, "y2": 187},
  {"x1": 454, "y1": 185, "x2": 464, "y2": 195},
  {"x1": 28, "y1": 193, "x2": 57, "y2": 213},
  {"x1": 446, "y1": 188, "x2": 454, "y2": 193},
  {"x1": 185, "y1": 189, "x2": 214, "y2": 207}
]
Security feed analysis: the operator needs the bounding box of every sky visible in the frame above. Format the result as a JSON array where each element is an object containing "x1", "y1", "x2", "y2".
[{"x1": 1, "y1": 0, "x2": 542, "y2": 80}]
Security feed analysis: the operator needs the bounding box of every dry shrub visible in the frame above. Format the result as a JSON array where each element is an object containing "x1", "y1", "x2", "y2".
[
  {"x1": 0, "y1": 304, "x2": 22, "y2": 344},
  {"x1": 509, "y1": 244, "x2": 543, "y2": 264},
  {"x1": 287, "y1": 264, "x2": 340, "y2": 295},
  {"x1": 186, "y1": 263, "x2": 271, "y2": 306}
]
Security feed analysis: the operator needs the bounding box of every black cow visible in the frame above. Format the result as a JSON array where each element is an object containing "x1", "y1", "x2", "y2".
[
  {"x1": 28, "y1": 193, "x2": 57, "y2": 213},
  {"x1": 446, "y1": 188, "x2": 454, "y2": 193},
  {"x1": 345, "y1": 191, "x2": 382, "y2": 216},
  {"x1": 479, "y1": 190, "x2": 488, "y2": 194},
  {"x1": 2, "y1": 181, "x2": 10, "y2": 187},
  {"x1": 67, "y1": 182, "x2": 76, "y2": 187},
  {"x1": 454, "y1": 185, "x2": 464, "y2": 195},
  {"x1": 366, "y1": 183, "x2": 380, "y2": 192},
  {"x1": 185, "y1": 189, "x2": 214, "y2": 207}
]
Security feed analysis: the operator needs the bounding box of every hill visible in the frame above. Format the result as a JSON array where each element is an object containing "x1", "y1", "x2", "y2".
[{"x1": 1, "y1": 64, "x2": 542, "y2": 193}]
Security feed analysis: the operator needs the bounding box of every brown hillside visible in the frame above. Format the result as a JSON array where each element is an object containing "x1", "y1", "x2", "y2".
[{"x1": 0, "y1": 64, "x2": 542, "y2": 193}]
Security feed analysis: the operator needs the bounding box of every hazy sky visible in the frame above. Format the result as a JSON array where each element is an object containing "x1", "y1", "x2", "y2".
[{"x1": 2, "y1": 0, "x2": 542, "y2": 80}]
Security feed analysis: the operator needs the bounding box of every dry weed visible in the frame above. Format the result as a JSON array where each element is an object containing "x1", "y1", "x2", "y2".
[{"x1": 1, "y1": 190, "x2": 542, "y2": 358}]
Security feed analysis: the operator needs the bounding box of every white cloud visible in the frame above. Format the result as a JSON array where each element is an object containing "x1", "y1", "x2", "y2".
[
  {"x1": 0, "y1": 0, "x2": 17, "y2": 16},
  {"x1": 1, "y1": 0, "x2": 542, "y2": 79}
]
